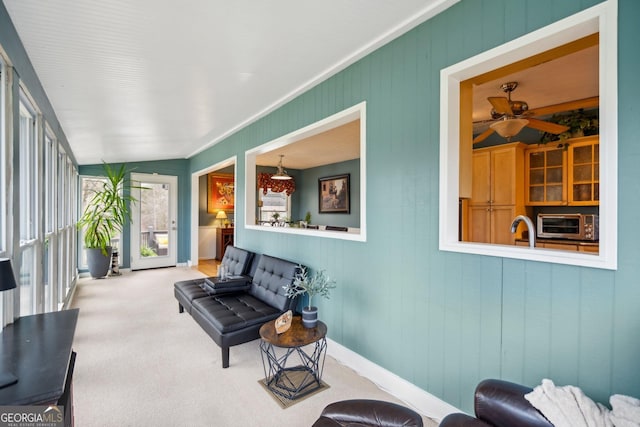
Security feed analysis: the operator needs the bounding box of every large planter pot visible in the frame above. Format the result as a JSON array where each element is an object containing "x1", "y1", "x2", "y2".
[
  {"x1": 86, "y1": 246, "x2": 112, "y2": 278},
  {"x1": 302, "y1": 306, "x2": 318, "y2": 329}
]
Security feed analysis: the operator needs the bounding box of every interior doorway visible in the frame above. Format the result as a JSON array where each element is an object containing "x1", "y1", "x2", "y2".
[{"x1": 190, "y1": 157, "x2": 236, "y2": 265}]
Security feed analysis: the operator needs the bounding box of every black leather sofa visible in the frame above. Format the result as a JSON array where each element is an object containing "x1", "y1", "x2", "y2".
[
  {"x1": 440, "y1": 379, "x2": 552, "y2": 427},
  {"x1": 312, "y1": 399, "x2": 424, "y2": 427},
  {"x1": 174, "y1": 247, "x2": 300, "y2": 368}
]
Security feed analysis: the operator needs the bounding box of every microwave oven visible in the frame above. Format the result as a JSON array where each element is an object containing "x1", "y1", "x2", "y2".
[{"x1": 537, "y1": 214, "x2": 599, "y2": 241}]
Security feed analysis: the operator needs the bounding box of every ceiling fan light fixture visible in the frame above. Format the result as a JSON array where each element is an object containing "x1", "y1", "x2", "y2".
[
  {"x1": 272, "y1": 155, "x2": 292, "y2": 180},
  {"x1": 490, "y1": 118, "x2": 529, "y2": 139}
]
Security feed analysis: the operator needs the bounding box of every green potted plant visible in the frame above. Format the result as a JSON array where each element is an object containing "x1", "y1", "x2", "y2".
[
  {"x1": 77, "y1": 163, "x2": 137, "y2": 278},
  {"x1": 283, "y1": 265, "x2": 336, "y2": 328},
  {"x1": 540, "y1": 109, "x2": 599, "y2": 144}
]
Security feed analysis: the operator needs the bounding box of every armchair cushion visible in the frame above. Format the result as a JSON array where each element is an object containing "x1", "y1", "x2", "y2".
[
  {"x1": 312, "y1": 399, "x2": 424, "y2": 427},
  {"x1": 440, "y1": 379, "x2": 552, "y2": 427}
]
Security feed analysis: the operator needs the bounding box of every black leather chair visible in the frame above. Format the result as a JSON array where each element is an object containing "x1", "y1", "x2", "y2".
[
  {"x1": 439, "y1": 379, "x2": 552, "y2": 427},
  {"x1": 313, "y1": 399, "x2": 424, "y2": 427}
]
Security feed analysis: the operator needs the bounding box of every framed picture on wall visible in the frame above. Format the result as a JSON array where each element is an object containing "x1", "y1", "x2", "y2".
[
  {"x1": 207, "y1": 173, "x2": 234, "y2": 213},
  {"x1": 319, "y1": 174, "x2": 350, "y2": 214}
]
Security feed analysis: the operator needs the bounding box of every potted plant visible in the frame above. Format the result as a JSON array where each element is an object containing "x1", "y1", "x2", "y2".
[
  {"x1": 77, "y1": 163, "x2": 137, "y2": 278},
  {"x1": 283, "y1": 265, "x2": 336, "y2": 328},
  {"x1": 540, "y1": 109, "x2": 599, "y2": 144}
]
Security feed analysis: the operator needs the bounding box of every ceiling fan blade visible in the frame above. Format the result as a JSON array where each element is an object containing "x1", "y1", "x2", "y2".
[
  {"x1": 488, "y1": 97, "x2": 513, "y2": 115},
  {"x1": 525, "y1": 118, "x2": 570, "y2": 134},
  {"x1": 526, "y1": 96, "x2": 599, "y2": 117},
  {"x1": 473, "y1": 127, "x2": 495, "y2": 144}
]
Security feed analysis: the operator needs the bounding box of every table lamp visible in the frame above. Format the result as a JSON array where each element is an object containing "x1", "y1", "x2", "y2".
[
  {"x1": 0, "y1": 258, "x2": 18, "y2": 388},
  {"x1": 216, "y1": 210, "x2": 227, "y2": 227}
]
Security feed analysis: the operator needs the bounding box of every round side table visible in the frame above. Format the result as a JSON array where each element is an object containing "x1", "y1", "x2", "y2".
[{"x1": 259, "y1": 316, "x2": 327, "y2": 400}]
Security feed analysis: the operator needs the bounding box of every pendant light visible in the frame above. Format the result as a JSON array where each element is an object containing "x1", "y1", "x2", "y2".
[{"x1": 272, "y1": 155, "x2": 292, "y2": 180}]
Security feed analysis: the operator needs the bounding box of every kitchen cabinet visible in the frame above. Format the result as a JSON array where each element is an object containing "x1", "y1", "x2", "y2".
[
  {"x1": 525, "y1": 145, "x2": 567, "y2": 205},
  {"x1": 470, "y1": 205, "x2": 518, "y2": 245},
  {"x1": 568, "y1": 136, "x2": 599, "y2": 205},
  {"x1": 524, "y1": 135, "x2": 599, "y2": 206},
  {"x1": 468, "y1": 143, "x2": 526, "y2": 244}
]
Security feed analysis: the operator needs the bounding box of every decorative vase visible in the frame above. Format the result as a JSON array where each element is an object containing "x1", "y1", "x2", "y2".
[
  {"x1": 302, "y1": 306, "x2": 318, "y2": 328},
  {"x1": 86, "y1": 246, "x2": 113, "y2": 278}
]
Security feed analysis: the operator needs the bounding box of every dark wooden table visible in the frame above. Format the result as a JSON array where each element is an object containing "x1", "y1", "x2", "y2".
[
  {"x1": 259, "y1": 316, "x2": 327, "y2": 400},
  {"x1": 0, "y1": 308, "x2": 78, "y2": 425}
]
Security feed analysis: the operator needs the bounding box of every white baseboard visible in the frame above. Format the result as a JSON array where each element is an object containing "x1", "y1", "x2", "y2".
[{"x1": 326, "y1": 338, "x2": 461, "y2": 422}]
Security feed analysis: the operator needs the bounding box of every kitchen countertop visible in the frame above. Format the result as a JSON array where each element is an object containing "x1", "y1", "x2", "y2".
[{"x1": 516, "y1": 238, "x2": 599, "y2": 246}]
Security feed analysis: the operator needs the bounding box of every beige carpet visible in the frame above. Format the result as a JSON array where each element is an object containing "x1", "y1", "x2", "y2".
[{"x1": 70, "y1": 267, "x2": 438, "y2": 426}]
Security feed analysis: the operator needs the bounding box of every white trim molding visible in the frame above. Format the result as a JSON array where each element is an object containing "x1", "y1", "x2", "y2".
[
  {"x1": 439, "y1": 0, "x2": 618, "y2": 270},
  {"x1": 327, "y1": 338, "x2": 461, "y2": 422}
]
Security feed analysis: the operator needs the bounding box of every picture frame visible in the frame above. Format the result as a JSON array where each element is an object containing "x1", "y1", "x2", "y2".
[
  {"x1": 318, "y1": 174, "x2": 350, "y2": 214},
  {"x1": 207, "y1": 173, "x2": 234, "y2": 213}
]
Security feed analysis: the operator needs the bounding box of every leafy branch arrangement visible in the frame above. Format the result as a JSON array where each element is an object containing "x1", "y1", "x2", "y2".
[
  {"x1": 540, "y1": 109, "x2": 599, "y2": 144},
  {"x1": 283, "y1": 265, "x2": 336, "y2": 309}
]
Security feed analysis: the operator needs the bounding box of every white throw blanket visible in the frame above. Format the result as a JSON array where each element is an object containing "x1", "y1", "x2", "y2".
[{"x1": 524, "y1": 379, "x2": 640, "y2": 427}]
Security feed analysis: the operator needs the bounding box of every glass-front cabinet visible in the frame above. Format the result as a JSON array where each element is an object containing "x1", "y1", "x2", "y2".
[
  {"x1": 525, "y1": 136, "x2": 599, "y2": 207},
  {"x1": 525, "y1": 145, "x2": 567, "y2": 205},
  {"x1": 568, "y1": 136, "x2": 599, "y2": 205}
]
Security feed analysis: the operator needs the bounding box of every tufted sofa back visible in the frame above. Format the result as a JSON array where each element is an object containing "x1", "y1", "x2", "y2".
[
  {"x1": 220, "y1": 246, "x2": 254, "y2": 276},
  {"x1": 249, "y1": 255, "x2": 299, "y2": 311}
]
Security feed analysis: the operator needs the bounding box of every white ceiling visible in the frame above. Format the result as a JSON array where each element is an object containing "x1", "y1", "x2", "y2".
[
  {"x1": 472, "y1": 45, "x2": 598, "y2": 125},
  {"x1": 256, "y1": 119, "x2": 360, "y2": 170},
  {"x1": 4, "y1": 0, "x2": 458, "y2": 166}
]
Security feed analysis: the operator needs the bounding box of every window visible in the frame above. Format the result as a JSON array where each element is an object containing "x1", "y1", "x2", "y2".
[
  {"x1": 19, "y1": 95, "x2": 37, "y2": 242},
  {"x1": 439, "y1": 2, "x2": 617, "y2": 269},
  {"x1": 258, "y1": 189, "x2": 290, "y2": 224},
  {"x1": 0, "y1": 54, "x2": 8, "y2": 324},
  {"x1": 78, "y1": 175, "x2": 108, "y2": 268},
  {"x1": 245, "y1": 102, "x2": 366, "y2": 241},
  {"x1": 18, "y1": 89, "x2": 40, "y2": 315},
  {"x1": 0, "y1": 56, "x2": 6, "y2": 253},
  {"x1": 43, "y1": 128, "x2": 57, "y2": 312}
]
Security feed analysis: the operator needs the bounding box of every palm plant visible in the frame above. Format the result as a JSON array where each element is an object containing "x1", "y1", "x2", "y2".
[{"x1": 77, "y1": 163, "x2": 137, "y2": 255}]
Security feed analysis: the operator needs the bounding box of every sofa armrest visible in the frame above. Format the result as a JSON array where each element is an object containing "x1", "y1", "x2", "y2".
[
  {"x1": 475, "y1": 379, "x2": 552, "y2": 427},
  {"x1": 313, "y1": 399, "x2": 423, "y2": 427},
  {"x1": 204, "y1": 276, "x2": 251, "y2": 295}
]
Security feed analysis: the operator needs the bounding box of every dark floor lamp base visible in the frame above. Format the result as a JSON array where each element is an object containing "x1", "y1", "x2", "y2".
[{"x1": 0, "y1": 372, "x2": 18, "y2": 389}]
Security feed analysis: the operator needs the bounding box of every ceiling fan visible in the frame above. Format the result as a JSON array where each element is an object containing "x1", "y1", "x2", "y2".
[{"x1": 473, "y1": 81, "x2": 572, "y2": 144}]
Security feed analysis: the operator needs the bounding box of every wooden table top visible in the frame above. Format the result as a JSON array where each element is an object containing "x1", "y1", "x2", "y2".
[{"x1": 260, "y1": 316, "x2": 327, "y2": 348}]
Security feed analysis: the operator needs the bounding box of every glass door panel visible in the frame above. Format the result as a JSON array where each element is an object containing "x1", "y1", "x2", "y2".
[{"x1": 130, "y1": 174, "x2": 177, "y2": 270}]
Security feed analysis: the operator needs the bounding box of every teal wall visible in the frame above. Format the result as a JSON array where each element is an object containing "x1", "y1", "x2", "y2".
[
  {"x1": 79, "y1": 160, "x2": 191, "y2": 268},
  {"x1": 189, "y1": 0, "x2": 640, "y2": 412},
  {"x1": 297, "y1": 159, "x2": 360, "y2": 228}
]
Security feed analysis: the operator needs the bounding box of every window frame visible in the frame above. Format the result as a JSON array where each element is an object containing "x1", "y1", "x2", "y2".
[{"x1": 438, "y1": 1, "x2": 617, "y2": 270}]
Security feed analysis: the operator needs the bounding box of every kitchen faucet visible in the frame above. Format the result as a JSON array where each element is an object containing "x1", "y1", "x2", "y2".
[{"x1": 511, "y1": 215, "x2": 535, "y2": 248}]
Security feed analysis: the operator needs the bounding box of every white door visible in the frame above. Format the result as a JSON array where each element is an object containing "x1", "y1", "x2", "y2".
[{"x1": 130, "y1": 173, "x2": 178, "y2": 270}]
